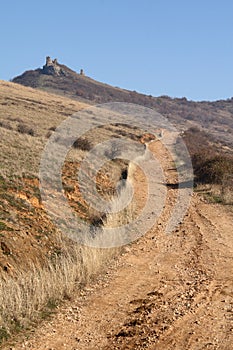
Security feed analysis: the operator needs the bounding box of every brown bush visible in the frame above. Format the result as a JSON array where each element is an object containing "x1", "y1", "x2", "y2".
[
  {"x1": 73, "y1": 137, "x2": 92, "y2": 151},
  {"x1": 17, "y1": 123, "x2": 35, "y2": 136},
  {"x1": 182, "y1": 127, "x2": 233, "y2": 186},
  {"x1": 193, "y1": 154, "x2": 233, "y2": 184},
  {"x1": 0, "y1": 121, "x2": 13, "y2": 130}
]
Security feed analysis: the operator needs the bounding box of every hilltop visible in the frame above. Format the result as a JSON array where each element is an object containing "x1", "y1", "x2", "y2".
[{"x1": 13, "y1": 57, "x2": 233, "y2": 148}]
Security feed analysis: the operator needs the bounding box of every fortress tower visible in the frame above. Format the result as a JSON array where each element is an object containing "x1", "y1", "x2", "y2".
[{"x1": 43, "y1": 56, "x2": 62, "y2": 76}]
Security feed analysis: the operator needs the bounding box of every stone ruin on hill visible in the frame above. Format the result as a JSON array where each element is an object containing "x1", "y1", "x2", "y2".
[
  {"x1": 42, "y1": 56, "x2": 85, "y2": 77},
  {"x1": 42, "y1": 56, "x2": 64, "y2": 76}
]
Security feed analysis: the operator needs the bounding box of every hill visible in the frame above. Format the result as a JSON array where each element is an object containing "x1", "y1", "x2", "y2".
[
  {"x1": 0, "y1": 63, "x2": 233, "y2": 347},
  {"x1": 0, "y1": 81, "x2": 136, "y2": 340},
  {"x1": 13, "y1": 57, "x2": 233, "y2": 148},
  {"x1": 0, "y1": 80, "x2": 139, "y2": 273}
]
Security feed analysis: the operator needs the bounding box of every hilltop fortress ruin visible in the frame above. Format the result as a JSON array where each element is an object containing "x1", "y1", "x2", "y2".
[
  {"x1": 42, "y1": 56, "x2": 85, "y2": 76},
  {"x1": 42, "y1": 56, "x2": 62, "y2": 76}
]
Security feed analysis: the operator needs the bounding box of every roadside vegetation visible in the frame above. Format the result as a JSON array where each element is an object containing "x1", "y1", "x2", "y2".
[
  {"x1": 183, "y1": 127, "x2": 233, "y2": 204},
  {"x1": 0, "y1": 170, "x2": 134, "y2": 344},
  {"x1": 0, "y1": 234, "x2": 120, "y2": 343}
]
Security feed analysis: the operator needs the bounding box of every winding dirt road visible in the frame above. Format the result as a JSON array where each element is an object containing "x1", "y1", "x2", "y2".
[{"x1": 4, "y1": 140, "x2": 233, "y2": 350}]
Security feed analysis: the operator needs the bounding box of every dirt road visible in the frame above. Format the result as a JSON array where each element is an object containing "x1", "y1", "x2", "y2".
[{"x1": 4, "y1": 140, "x2": 233, "y2": 350}]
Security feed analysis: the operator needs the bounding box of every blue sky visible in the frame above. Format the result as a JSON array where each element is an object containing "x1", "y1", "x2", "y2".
[{"x1": 0, "y1": 0, "x2": 232, "y2": 101}]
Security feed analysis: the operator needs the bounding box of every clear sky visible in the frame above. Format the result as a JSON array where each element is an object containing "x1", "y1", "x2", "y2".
[{"x1": 0, "y1": 0, "x2": 232, "y2": 101}]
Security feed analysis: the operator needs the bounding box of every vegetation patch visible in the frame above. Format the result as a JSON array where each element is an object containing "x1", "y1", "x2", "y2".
[
  {"x1": 72, "y1": 137, "x2": 92, "y2": 151},
  {"x1": 182, "y1": 127, "x2": 233, "y2": 204},
  {"x1": 0, "y1": 327, "x2": 9, "y2": 342},
  {"x1": 0, "y1": 222, "x2": 13, "y2": 231},
  {"x1": 17, "y1": 123, "x2": 35, "y2": 136}
]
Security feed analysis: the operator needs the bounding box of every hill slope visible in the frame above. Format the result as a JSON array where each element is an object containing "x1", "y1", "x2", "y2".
[
  {"x1": 13, "y1": 57, "x2": 233, "y2": 147},
  {"x1": 0, "y1": 80, "x2": 89, "y2": 176},
  {"x1": 0, "y1": 81, "x2": 88, "y2": 274},
  {"x1": 0, "y1": 81, "x2": 136, "y2": 275},
  {"x1": 1, "y1": 81, "x2": 144, "y2": 342}
]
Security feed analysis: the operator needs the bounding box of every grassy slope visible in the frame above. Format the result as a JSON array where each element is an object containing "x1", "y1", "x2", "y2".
[
  {"x1": 0, "y1": 81, "x2": 143, "y2": 341},
  {"x1": 0, "y1": 80, "x2": 89, "y2": 177},
  {"x1": 0, "y1": 81, "x2": 90, "y2": 273}
]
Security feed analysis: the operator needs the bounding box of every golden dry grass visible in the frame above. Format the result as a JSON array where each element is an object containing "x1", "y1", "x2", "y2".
[
  {"x1": 0, "y1": 80, "x2": 88, "y2": 176},
  {"x1": 0, "y1": 238, "x2": 120, "y2": 339}
]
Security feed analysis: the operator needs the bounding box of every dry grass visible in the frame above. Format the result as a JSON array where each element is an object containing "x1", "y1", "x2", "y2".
[
  {"x1": 0, "y1": 170, "x2": 136, "y2": 342},
  {"x1": 0, "y1": 81, "x2": 142, "y2": 343},
  {"x1": 0, "y1": 234, "x2": 120, "y2": 341},
  {"x1": 196, "y1": 183, "x2": 233, "y2": 205},
  {"x1": 221, "y1": 175, "x2": 233, "y2": 204},
  {"x1": 0, "y1": 80, "x2": 88, "y2": 176},
  {"x1": 0, "y1": 81, "x2": 139, "y2": 177}
]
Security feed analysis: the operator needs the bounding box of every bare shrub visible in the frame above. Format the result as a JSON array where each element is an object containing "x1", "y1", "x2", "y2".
[
  {"x1": 45, "y1": 126, "x2": 57, "y2": 138},
  {"x1": 17, "y1": 123, "x2": 35, "y2": 136},
  {"x1": 193, "y1": 154, "x2": 233, "y2": 185},
  {"x1": 221, "y1": 175, "x2": 233, "y2": 204},
  {"x1": 46, "y1": 131, "x2": 52, "y2": 139},
  {"x1": 0, "y1": 121, "x2": 13, "y2": 131},
  {"x1": 73, "y1": 138, "x2": 92, "y2": 151},
  {"x1": 182, "y1": 127, "x2": 233, "y2": 187}
]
